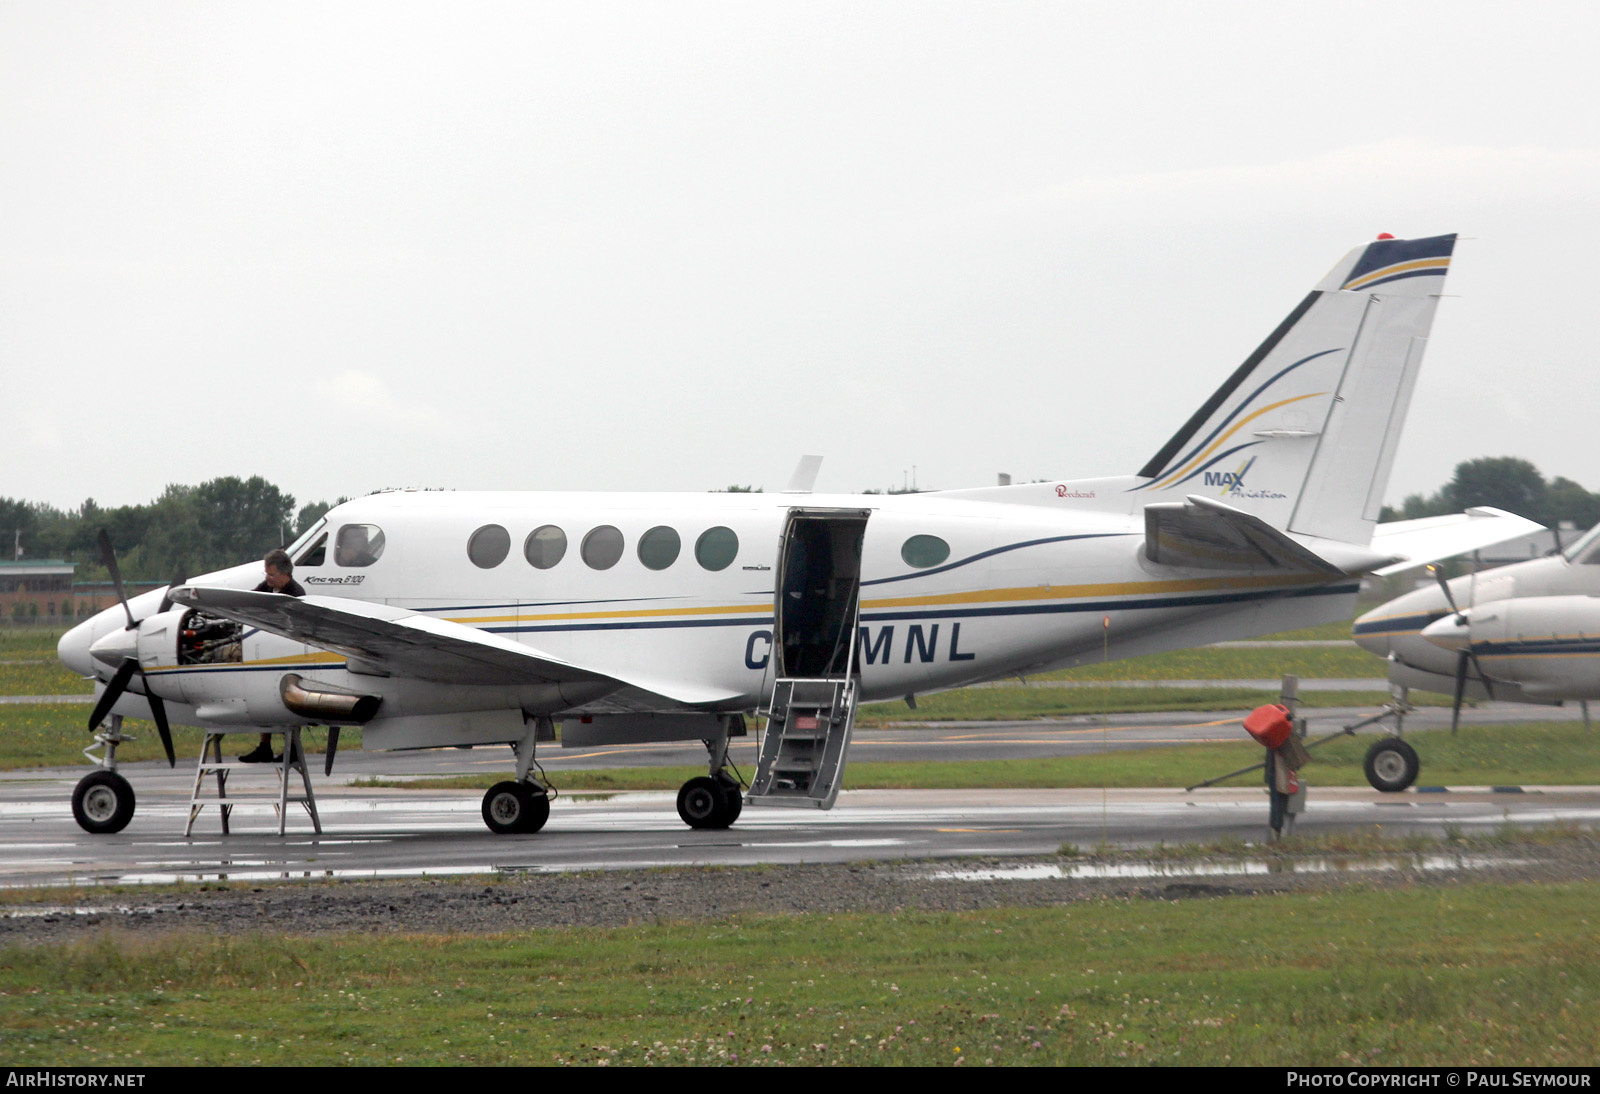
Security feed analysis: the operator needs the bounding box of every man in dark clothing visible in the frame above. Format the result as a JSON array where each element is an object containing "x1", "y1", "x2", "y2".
[
  {"x1": 254, "y1": 547, "x2": 307, "y2": 598},
  {"x1": 240, "y1": 549, "x2": 306, "y2": 762}
]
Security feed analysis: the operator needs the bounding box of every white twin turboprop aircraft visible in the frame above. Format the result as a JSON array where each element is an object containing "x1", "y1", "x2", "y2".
[{"x1": 57, "y1": 232, "x2": 1538, "y2": 837}]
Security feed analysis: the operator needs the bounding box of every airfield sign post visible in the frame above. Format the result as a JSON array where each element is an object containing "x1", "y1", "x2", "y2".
[{"x1": 1245, "y1": 676, "x2": 1309, "y2": 840}]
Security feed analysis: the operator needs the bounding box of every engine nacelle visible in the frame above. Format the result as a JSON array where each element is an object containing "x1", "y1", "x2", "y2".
[{"x1": 1424, "y1": 595, "x2": 1600, "y2": 700}]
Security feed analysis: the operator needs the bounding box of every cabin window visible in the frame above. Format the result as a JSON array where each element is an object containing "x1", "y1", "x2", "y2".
[
  {"x1": 525, "y1": 525, "x2": 567, "y2": 569},
  {"x1": 695, "y1": 526, "x2": 739, "y2": 571},
  {"x1": 901, "y1": 534, "x2": 950, "y2": 568},
  {"x1": 295, "y1": 533, "x2": 327, "y2": 568},
  {"x1": 467, "y1": 524, "x2": 511, "y2": 569},
  {"x1": 335, "y1": 524, "x2": 386, "y2": 567},
  {"x1": 637, "y1": 526, "x2": 681, "y2": 571},
  {"x1": 581, "y1": 525, "x2": 625, "y2": 570}
]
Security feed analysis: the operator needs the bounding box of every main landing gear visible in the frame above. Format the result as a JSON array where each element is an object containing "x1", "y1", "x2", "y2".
[
  {"x1": 481, "y1": 780, "x2": 552, "y2": 834},
  {"x1": 480, "y1": 715, "x2": 556, "y2": 835},
  {"x1": 676, "y1": 718, "x2": 747, "y2": 830},
  {"x1": 677, "y1": 772, "x2": 743, "y2": 829}
]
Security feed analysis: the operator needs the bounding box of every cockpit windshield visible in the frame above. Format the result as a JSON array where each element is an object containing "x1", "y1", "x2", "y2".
[
  {"x1": 1563, "y1": 523, "x2": 1600, "y2": 564},
  {"x1": 282, "y1": 519, "x2": 327, "y2": 559}
]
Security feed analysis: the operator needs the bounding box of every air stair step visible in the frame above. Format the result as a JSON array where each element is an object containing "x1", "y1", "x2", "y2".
[{"x1": 745, "y1": 676, "x2": 859, "y2": 809}]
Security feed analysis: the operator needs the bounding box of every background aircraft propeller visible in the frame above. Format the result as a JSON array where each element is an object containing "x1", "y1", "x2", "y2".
[
  {"x1": 89, "y1": 529, "x2": 178, "y2": 767},
  {"x1": 1429, "y1": 564, "x2": 1496, "y2": 733}
]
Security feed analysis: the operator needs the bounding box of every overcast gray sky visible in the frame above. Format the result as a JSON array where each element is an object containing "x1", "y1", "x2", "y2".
[{"x1": 4, "y1": 2, "x2": 1598, "y2": 511}]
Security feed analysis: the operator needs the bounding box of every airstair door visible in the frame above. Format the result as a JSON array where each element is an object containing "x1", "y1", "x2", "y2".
[{"x1": 746, "y1": 509, "x2": 869, "y2": 809}]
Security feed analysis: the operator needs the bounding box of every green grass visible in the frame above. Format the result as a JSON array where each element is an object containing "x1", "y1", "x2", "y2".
[
  {"x1": 356, "y1": 722, "x2": 1600, "y2": 793},
  {"x1": 1035, "y1": 642, "x2": 1373, "y2": 682},
  {"x1": 1, "y1": 881, "x2": 1597, "y2": 1065},
  {"x1": 858, "y1": 685, "x2": 1428, "y2": 723},
  {"x1": 0, "y1": 659, "x2": 91, "y2": 697},
  {"x1": 0, "y1": 706, "x2": 351, "y2": 769},
  {"x1": 0, "y1": 626, "x2": 68, "y2": 660}
]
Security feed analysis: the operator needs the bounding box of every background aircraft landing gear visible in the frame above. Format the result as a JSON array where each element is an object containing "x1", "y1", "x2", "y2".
[
  {"x1": 1363, "y1": 737, "x2": 1420, "y2": 793},
  {"x1": 72, "y1": 770, "x2": 136, "y2": 834},
  {"x1": 481, "y1": 781, "x2": 551, "y2": 834},
  {"x1": 677, "y1": 774, "x2": 742, "y2": 829}
]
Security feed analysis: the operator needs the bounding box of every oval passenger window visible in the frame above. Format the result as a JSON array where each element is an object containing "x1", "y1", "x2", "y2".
[
  {"x1": 467, "y1": 524, "x2": 511, "y2": 569},
  {"x1": 525, "y1": 525, "x2": 567, "y2": 569},
  {"x1": 581, "y1": 525, "x2": 625, "y2": 570},
  {"x1": 638, "y1": 526, "x2": 681, "y2": 571},
  {"x1": 695, "y1": 526, "x2": 739, "y2": 571},
  {"x1": 901, "y1": 534, "x2": 951, "y2": 568}
]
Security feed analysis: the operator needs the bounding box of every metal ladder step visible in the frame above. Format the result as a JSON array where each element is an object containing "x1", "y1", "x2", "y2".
[
  {"x1": 745, "y1": 677, "x2": 858, "y2": 809},
  {"x1": 186, "y1": 728, "x2": 322, "y2": 836}
]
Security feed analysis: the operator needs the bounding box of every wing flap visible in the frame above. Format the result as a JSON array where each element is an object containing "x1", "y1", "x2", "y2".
[{"x1": 1144, "y1": 495, "x2": 1343, "y2": 574}]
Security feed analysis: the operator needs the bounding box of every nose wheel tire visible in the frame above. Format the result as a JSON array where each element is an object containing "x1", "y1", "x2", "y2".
[
  {"x1": 72, "y1": 771, "x2": 136, "y2": 834},
  {"x1": 1363, "y1": 737, "x2": 1420, "y2": 793},
  {"x1": 678, "y1": 775, "x2": 741, "y2": 829},
  {"x1": 481, "y1": 781, "x2": 551, "y2": 834}
]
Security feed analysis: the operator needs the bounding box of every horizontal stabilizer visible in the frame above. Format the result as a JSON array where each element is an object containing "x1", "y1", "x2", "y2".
[
  {"x1": 1369, "y1": 507, "x2": 1544, "y2": 576},
  {"x1": 1144, "y1": 495, "x2": 1343, "y2": 574}
]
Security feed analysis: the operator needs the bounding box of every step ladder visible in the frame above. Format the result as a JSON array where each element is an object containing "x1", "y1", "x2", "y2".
[
  {"x1": 745, "y1": 677, "x2": 859, "y2": 809},
  {"x1": 185, "y1": 728, "x2": 322, "y2": 836}
]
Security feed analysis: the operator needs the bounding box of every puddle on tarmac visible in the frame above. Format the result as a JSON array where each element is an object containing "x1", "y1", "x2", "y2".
[{"x1": 928, "y1": 855, "x2": 1532, "y2": 882}]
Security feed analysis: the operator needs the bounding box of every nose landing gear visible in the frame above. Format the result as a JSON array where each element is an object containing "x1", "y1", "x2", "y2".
[
  {"x1": 73, "y1": 713, "x2": 138, "y2": 835},
  {"x1": 72, "y1": 769, "x2": 136, "y2": 835}
]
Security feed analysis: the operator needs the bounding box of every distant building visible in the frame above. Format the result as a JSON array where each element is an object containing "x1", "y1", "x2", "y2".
[
  {"x1": 0, "y1": 561, "x2": 165, "y2": 624},
  {"x1": 0, "y1": 560, "x2": 75, "y2": 623},
  {"x1": 1475, "y1": 521, "x2": 1580, "y2": 568}
]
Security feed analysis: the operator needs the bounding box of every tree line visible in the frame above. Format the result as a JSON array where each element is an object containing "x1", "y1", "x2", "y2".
[
  {"x1": 1381, "y1": 457, "x2": 1600, "y2": 531},
  {"x1": 1, "y1": 478, "x2": 339, "y2": 582}
]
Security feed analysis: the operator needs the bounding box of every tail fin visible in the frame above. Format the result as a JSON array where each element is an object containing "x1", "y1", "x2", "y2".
[{"x1": 1130, "y1": 233, "x2": 1456, "y2": 545}]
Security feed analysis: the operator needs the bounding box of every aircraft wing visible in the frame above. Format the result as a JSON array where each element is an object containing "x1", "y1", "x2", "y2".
[
  {"x1": 1144, "y1": 496, "x2": 1344, "y2": 574},
  {"x1": 167, "y1": 587, "x2": 741, "y2": 706},
  {"x1": 1369, "y1": 507, "x2": 1545, "y2": 576}
]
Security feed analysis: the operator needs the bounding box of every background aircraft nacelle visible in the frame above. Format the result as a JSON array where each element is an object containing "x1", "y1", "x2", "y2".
[
  {"x1": 1423, "y1": 595, "x2": 1600, "y2": 700},
  {"x1": 1353, "y1": 553, "x2": 1581, "y2": 677}
]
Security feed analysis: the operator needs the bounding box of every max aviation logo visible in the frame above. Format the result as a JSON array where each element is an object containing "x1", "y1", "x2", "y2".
[{"x1": 1203, "y1": 456, "x2": 1287, "y2": 500}]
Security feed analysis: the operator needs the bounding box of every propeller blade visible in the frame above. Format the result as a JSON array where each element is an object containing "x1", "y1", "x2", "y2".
[
  {"x1": 157, "y1": 572, "x2": 187, "y2": 615},
  {"x1": 135, "y1": 667, "x2": 176, "y2": 768},
  {"x1": 1450, "y1": 650, "x2": 1468, "y2": 734},
  {"x1": 146, "y1": 695, "x2": 175, "y2": 768},
  {"x1": 97, "y1": 529, "x2": 137, "y2": 630},
  {"x1": 1429, "y1": 564, "x2": 1466, "y2": 622},
  {"x1": 324, "y1": 726, "x2": 341, "y2": 777},
  {"x1": 88, "y1": 657, "x2": 139, "y2": 730},
  {"x1": 1467, "y1": 650, "x2": 1496, "y2": 701}
]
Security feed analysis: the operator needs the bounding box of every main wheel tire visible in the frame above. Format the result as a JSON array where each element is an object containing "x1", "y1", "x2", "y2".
[
  {"x1": 1364, "y1": 737, "x2": 1420, "y2": 793},
  {"x1": 678, "y1": 776, "x2": 733, "y2": 830},
  {"x1": 521, "y1": 788, "x2": 551, "y2": 834},
  {"x1": 715, "y1": 773, "x2": 743, "y2": 826},
  {"x1": 483, "y1": 781, "x2": 531, "y2": 834},
  {"x1": 72, "y1": 771, "x2": 135, "y2": 834}
]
